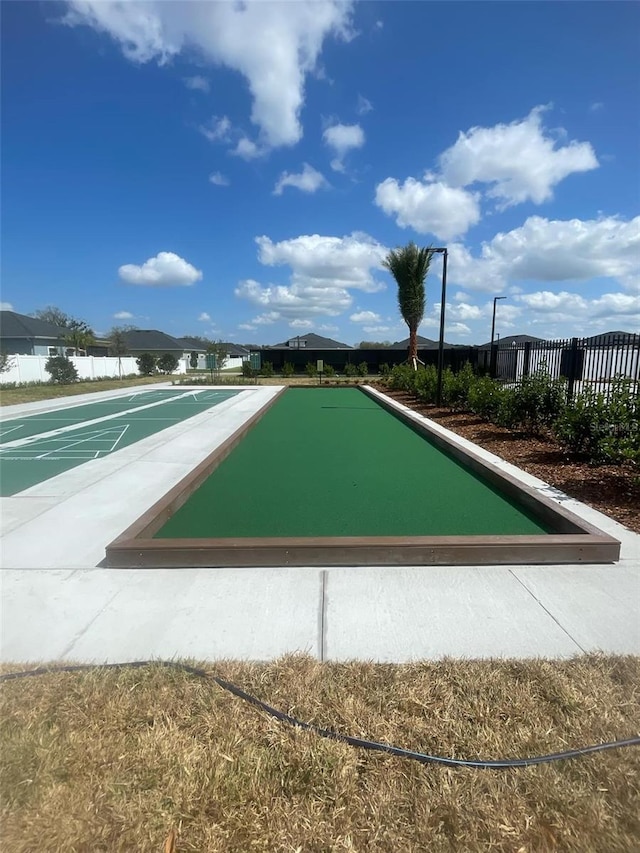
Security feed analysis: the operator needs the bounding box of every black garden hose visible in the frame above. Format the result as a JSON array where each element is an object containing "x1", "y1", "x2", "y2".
[{"x1": 1, "y1": 660, "x2": 638, "y2": 770}]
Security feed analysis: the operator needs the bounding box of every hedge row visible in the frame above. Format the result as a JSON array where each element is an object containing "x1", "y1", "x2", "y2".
[{"x1": 385, "y1": 362, "x2": 639, "y2": 465}]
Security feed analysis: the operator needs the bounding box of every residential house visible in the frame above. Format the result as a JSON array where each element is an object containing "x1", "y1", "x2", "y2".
[{"x1": 0, "y1": 310, "x2": 69, "y2": 356}]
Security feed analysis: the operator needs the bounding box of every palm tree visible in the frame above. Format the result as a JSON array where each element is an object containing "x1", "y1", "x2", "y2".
[{"x1": 383, "y1": 242, "x2": 433, "y2": 369}]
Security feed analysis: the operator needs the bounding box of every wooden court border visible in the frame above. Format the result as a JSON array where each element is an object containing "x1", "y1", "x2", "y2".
[{"x1": 105, "y1": 385, "x2": 620, "y2": 567}]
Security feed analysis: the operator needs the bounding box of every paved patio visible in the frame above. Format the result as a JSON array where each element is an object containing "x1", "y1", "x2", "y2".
[{"x1": 1, "y1": 384, "x2": 638, "y2": 663}]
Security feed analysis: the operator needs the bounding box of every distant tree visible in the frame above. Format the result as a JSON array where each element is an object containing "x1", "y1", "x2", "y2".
[
  {"x1": 157, "y1": 353, "x2": 179, "y2": 374},
  {"x1": 107, "y1": 326, "x2": 130, "y2": 378},
  {"x1": 64, "y1": 319, "x2": 95, "y2": 356},
  {"x1": 357, "y1": 340, "x2": 392, "y2": 349},
  {"x1": 136, "y1": 353, "x2": 156, "y2": 376},
  {"x1": 0, "y1": 351, "x2": 13, "y2": 374},
  {"x1": 206, "y1": 341, "x2": 228, "y2": 377},
  {"x1": 32, "y1": 306, "x2": 71, "y2": 328},
  {"x1": 45, "y1": 355, "x2": 78, "y2": 384},
  {"x1": 383, "y1": 242, "x2": 433, "y2": 370},
  {"x1": 189, "y1": 351, "x2": 199, "y2": 369}
]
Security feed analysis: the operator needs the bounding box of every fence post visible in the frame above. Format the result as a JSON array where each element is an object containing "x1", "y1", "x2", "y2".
[
  {"x1": 489, "y1": 343, "x2": 498, "y2": 378},
  {"x1": 522, "y1": 341, "x2": 531, "y2": 378},
  {"x1": 566, "y1": 337, "x2": 579, "y2": 403}
]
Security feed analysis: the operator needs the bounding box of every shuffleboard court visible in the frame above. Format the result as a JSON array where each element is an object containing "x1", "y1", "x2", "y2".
[
  {"x1": 0, "y1": 388, "x2": 190, "y2": 443},
  {"x1": 0, "y1": 389, "x2": 239, "y2": 496},
  {"x1": 156, "y1": 387, "x2": 549, "y2": 539}
]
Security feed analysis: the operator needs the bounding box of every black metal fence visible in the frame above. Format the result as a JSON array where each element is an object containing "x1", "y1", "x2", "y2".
[
  {"x1": 254, "y1": 346, "x2": 481, "y2": 375},
  {"x1": 480, "y1": 333, "x2": 640, "y2": 402}
]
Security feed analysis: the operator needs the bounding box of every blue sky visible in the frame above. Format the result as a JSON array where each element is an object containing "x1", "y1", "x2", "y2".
[{"x1": 2, "y1": 0, "x2": 638, "y2": 345}]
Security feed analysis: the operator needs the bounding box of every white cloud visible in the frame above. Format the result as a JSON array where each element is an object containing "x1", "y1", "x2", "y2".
[
  {"x1": 323, "y1": 122, "x2": 365, "y2": 171},
  {"x1": 356, "y1": 94, "x2": 372, "y2": 115},
  {"x1": 447, "y1": 215, "x2": 640, "y2": 293},
  {"x1": 232, "y1": 137, "x2": 262, "y2": 160},
  {"x1": 184, "y1": 75, "x2": 209, "y2": 92},
  {"x1": 439, "y1": 105, "x2": 599, "y2": 209},
  {"x1": 589, "y1": 101, "x2": 604, "y2": 113},
  {"x1": 235, "y1": 232, "x2": 388, "y2": 321},
  {"x1": 209, "y1": 171, "x2": 230, "y2": 187},
  {"x1": 65, "y1": 1, "x2": 355, "y2": 150},
  {"x1": 350, "y1": 310, "x2": 381, "y2": 323},
  {"x1": 375, "y1": 178, "x2": 481, "y2": 241},
  {"x1": 1, "y1": 302, "x2": 14, "y2": 311},
  {"x1": 273, "y1": 163, "x2": 328, "y2": 196},
  {"x1": 363, "y1": 324, "x2": 393, "y2": 334},
  {"x1": 113, "y1": 310, "x2": 133, "y2": 319},
  {"x1": 198, "y1": 312, "x2": 211, "y2": 322},
  {"x1": 238, "y1": 323, "x2": 256, "y2": 331},
  {"x1": 289, "y1": 318, "x2": 313, "y2": 330},
  {"x1": 517, "y1": 290, "x2": 639, "y2": 324},
  {"x1": 200, "y1": 115, "x2": 232, "y2": 143},
  {"x1": 119, "y1": 251, "x2": 203, "y2": 287}
]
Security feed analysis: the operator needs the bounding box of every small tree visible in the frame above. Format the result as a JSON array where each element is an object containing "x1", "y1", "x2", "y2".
[
  {"x1": 357, "y1": 361, "x2": 369, "y2": 377},
  {"x1": 281, "y1": 362, "x2": 295, "y2": 377},
  {"x1": 305, "y1": 362, "x2": 318, "y2": 377},
  {"x1": 136, "y1": 353, "x2": 156, "y2": 376},
  {"x1": 107, "y1": 326, "x2": 130, "y2": 378},
  {"x1": 65, "y1": 319, "x2": 95, "y2": 356},
  {"x1": 260, "y1": 361, "x2": 274, "y2": 377},
  {"x1": 189, "y1": 351, "x2": 199, "y2": 370},
  {"x1": 157, "y1": 353, "x2": 179, "y2": 374},
  {"x1": 45, "y1": 355, "x2": 78, "y2": 384},
  {"x1": 0, "y1": 351, "x2": 13, "y2": 374},
  {"x1": 206, "y1": 341, "x2": 228, "y2": 378},
  {"x1": 383, "y1": 242, "x2": 433, "y2": 370}
]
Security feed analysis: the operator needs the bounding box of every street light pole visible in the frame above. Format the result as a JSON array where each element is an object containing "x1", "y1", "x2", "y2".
[
  {"x1": 431, "y1": 247, "x2": 448, "y2": 407},
  {"x1": 490, "y1": 296, "x2": 507, "y2": 346}
]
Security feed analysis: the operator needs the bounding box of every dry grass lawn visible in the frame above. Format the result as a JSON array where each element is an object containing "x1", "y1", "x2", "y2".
[{"x1": 1, "y1": 654, "x2": 639, "y2": 852}]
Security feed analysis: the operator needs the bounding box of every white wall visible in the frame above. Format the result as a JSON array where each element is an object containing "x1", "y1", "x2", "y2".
[{"x1": 0, "y1": 354, "x2": 187, "y2": 384}]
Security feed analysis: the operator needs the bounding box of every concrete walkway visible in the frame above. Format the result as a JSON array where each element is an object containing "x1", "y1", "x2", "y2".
[{"x1": 1, "y1": 384, "x2": 638, "y2": 663}]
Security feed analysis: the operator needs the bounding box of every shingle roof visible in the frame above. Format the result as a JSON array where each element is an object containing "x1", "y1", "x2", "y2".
[
  {"x1": 269, "y1": 332, "x2": 352, "y2": 349},
  {"x1": 477, "y1": 334, "x2": 545, "y2": 349},
  {"x1": 176, "y1": 337, "x2": 208, "y2": 351},
  {"x1": 389, "y1": 335, "x2": 445, "y2": 350},
  {"x1": 222, "y1": 342, "x2": 250, "y2": 357},
  {"x1": 121, "y1": 330, "x2": 184, "y2": 351},
  {"x1": 0, "y1": 310, "x2": 68, "y2": 340}
]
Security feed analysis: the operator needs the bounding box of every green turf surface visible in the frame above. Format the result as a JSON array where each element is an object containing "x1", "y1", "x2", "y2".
[
  {"x1": 156, "y1": 388, "x2": 550, "y2": 539},
  {"x1": 0, "y1": 390, "x2": 238, "y2": 496}
]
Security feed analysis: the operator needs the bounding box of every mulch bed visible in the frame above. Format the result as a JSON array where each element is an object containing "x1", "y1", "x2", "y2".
[{"x1": 384, "y1": 389, "x2": 640, "y2": 535}]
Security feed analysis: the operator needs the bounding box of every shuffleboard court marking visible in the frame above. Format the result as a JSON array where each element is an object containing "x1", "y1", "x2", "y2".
[
  {"x1": 0, "y1": 389, "x2": 218, "y2": 453},
  {"x1": 0, "y1": 424, "x2": 24, "y2": 439}
]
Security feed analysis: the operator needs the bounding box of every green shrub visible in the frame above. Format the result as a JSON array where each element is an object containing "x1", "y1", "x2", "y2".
[
  {"x1": 413, "y1": 365, "x2": 438, "y2": 403},
  {"x1": 157, "y1": 353, "x2": 179, "y2": 374},
  {"x1": 305, "y1": 362, "x2": 317, "y2": 378},
  {"x1": 388, "y1": 363, "x2": 415, "y2": 391},
  {"x1": 343, "y1": 362, "x2": 358, "y2": 377},
  {"x1": 554, "y1": 379, "x2": 639, "y2": 464},
  {"x1": 378, "y1": 363, "x2": 391, "y2": 378},
  {"x1": 357, "y1": 361, "x2": 369, "y2": 377},
  {"x1": 281, "y1": 362, "x2": 295, "y2": 377},
  {"x1": 510, "y1": 366, "x2": 566, "y2": 433},
  {"x1": 467, "y1": 376, "x2": 505, "y2": 421},
  {"x1": 189, "y1": 351, "x2": 199, "y2": 369},
  {"x1": 45, "y1": 356, "x2": 78, "y2": 384},
  {"x1": 136, "y1": 353, "x2": 156, "y2": 376},
  {"x1": 323, "y1": 364, "x2": 336, "y2": 377},
  {"x1": 242, "y1": 361, "x2": 257, "y2": 378},
  {"x1": 260, "y1": 361, "x2": 274, "y2": 377}
]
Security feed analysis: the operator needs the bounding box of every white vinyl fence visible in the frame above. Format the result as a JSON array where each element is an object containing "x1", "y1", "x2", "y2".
[{"x1": 0, "y1": 354, "x2": 188, "y2": 385}]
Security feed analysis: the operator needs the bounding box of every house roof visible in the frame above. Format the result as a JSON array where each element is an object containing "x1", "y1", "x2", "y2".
[
  {"x1": 0, "y1": 310, "x2": 68, "y2": 340},
  {"x1": 268, "y1": 332, "x2": 352, "y2": 349},
  {"x1": 176, "y1": 337, "x2": 209, "y2": 351},
  {"x1": 121, "y1": 329, "x2": 184, "y2": 352},
  {"x1": 390, "y1": 335, "x2": 451, "y2": 350},
  {"x1": 477, "y1": 334, "x2": 545, "y2": 349},
  {"x1": 582, "y1": 330, "x2": 638, "y2": 345},
  {"x1": 222, "y1": 342, "x2": 250, "y2": 357}
]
